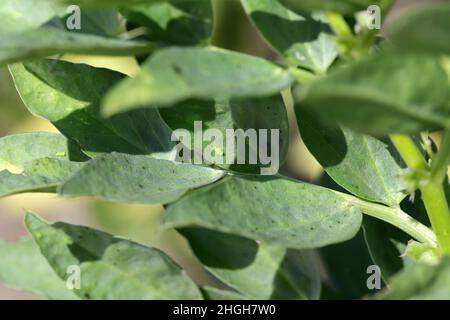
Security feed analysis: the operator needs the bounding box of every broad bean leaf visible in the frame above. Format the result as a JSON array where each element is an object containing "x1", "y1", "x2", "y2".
[
  {"x1": 377, "y1": 257, "x2": 450, "y2": 300},
  {"x1": 362, "y1": 216, "x2": 404, "y2": 281},
  {"x1": 388, "y1": 3, "x2": 450, "y2": 55},
  {"x1": 179, "y1": 228, "x2": 321, "y2": 300},
  {"x1": 241, "y1": 0, "x2": 338, "y2": 73},
  {"x1": 25, "y1": 213, "x2": 202, "y2": 300},
  {"x1": 0, "y1": 133, "x2": 85, "y2": 198},
  {"x1": 9, "y1": 60, "x2": 175, "y2": 156},
  {"x1": 60, "y1": 153, "x2": 225, "y2": 204},
  {"x1": 0, "y1": 132, "x2": 85, "y2": 173},
  {"x1": 320, "y1": 230, "x2": 375, "y2": 299},
  {"x1": 102, "y1": 47, "x2": 293, "y2": 116},
  {"x1": 298, "y1": 53, "x2": 450, "y2": 135},
  {"x1": 0, "y1": 238, "x2": 79, "y2": 300},
  {"x1": 0, "y1": 0, "x2": 64, "y2": 33},
  {"x1": 280, "y1": 0, "x2": 381, "y2": 15},
  {"x1": 297, "y1": 110, "x2": 407, "y2": 206},
  {"x1": 123, "y1": 0, "x2": 213, "y2": 45},
  {"x1": 73, "y1": 9, "x2": 121, "y2": 37},
  {"x1": 0, "y1": 158, "x2": 83, "y2": 198},
  {"x1": 160, "y1": 95, "x2": 289, "y2": 174},
  {"x1": 164, "y1": 176, "x2": 363, "y2": 249},
  {"x1": 0, "y1": 27, "x2": 154, "y2": 65}
]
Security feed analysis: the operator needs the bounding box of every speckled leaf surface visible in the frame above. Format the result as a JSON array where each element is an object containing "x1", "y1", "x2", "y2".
[
  {"x1": 297, "y1": 110, "x2": 407, "y2": 205},
  {"x1": 60, "y1": 153, "x2": 225, "y2": 204},
  {"x1": 102, "y1": 47, "x2": 293, "y2": 115},
  {"x1": 25, "y1": 213, "x2": 202, "y2": 300},
  {"x1": 165, "y1": 176, "x2": 362, "y2": 249}
]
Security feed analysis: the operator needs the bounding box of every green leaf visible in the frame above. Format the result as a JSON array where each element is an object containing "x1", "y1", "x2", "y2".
[
  {"x1": 377, "y1": 257, "x2": 450, "y2": 300},
  {"x1": 58, "y1": 0, "x2": 162, "y2": 7},
  {"x1": 0, "y1": 158, "x2": 83, "y2": 197},
  {"x1": 0, "y1": 27, "x2": 155, "y2": 65},
  {"x1": 0, "y1": 133, "x2": 86, "y2": 198},
  {"x1": 298, "y1": 53, "x2": 450, "y2": 135},
  {"x1": 0, "y1": 237, "x2": 79, "y2": 300},
  {"x1": 388, "y1": 3, "x2": 450, "y2": 55},
  {"x1": 297, "y1": 110, "x2": 407, "y2": 205},
  {"x1": 241, "y1": 0, "x2": 338, "y2": 73},
  {"x1": 60, "y1": 153, "x2": 225, "y2": 204},
  {"x1": 320, "y1": 230, "x2": 375, "y2": 299},
  {"x1": 180, "y1": 228, "x2": 320, "y2": 299},
  {"x1": 0, "y1": 0, "x2": 65, "y2": 33},
  {"x1": 164, "y1": 176, "x2": 362, "y2": 249},
  {"x1": 0, "y1": 132, "x2": 85, "y2": 173},
  {"x1": 362, "y1": 216, "x2": 404, "y2": 280},
  {"x1": 123, "y1": 0, "x2": 213, "y2": 45},
  {"x1": 9, "y1": 60, "x2": 175, "y2": 156},
  {"x1": 73, "y1": 9, "x2": 121, "y2": 37},
  {"x1": 25, "y1": 212, "x2": 202, "y2": 300},
  {"x1": 160, "y1": 95, "x2": 289, "y2": 174},
  {"x1": 280, "y1": 0, "x2": 381, "y2": 15},
  {"x1": 201, "y1": 286, "x2": 247, "y2": 300},
  {"x1": 102, "y1": 47, "x2": 293, "y2": 116}
]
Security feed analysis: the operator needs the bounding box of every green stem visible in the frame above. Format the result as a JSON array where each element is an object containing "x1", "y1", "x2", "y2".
[
  {"x1": 390, "y1": 134, "x2": 450, "y2": 255},
  {"x1": 431, "y1": 130, "x2": 450, "y2": 183},
  {"x1": 390, "y1": 134, "x2": 427, "y2": 171},
  {"x1": 421, "y1": 182, "x2": 450, "y2": 254},
  {"x1": 289, "y1": 67, "x2": 316, "y2": 84},
  {"x1": 325, "y1": 12, "x2": 353, "y2": 38},
  {"x1": 347, "y1": 197, "x2": 437, "y2": 247}
]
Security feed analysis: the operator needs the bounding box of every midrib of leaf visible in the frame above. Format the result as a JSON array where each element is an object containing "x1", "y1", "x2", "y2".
[{"x1": 362, "y1": 136, "x2": 403, "y2": 205}]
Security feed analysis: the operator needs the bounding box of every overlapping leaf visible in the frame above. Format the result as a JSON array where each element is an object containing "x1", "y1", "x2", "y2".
[
  {"x1": 123, "y1": 0, "x2": 213, "y2": 46},
  {"x1": 377, "y1": 257, "x2": 450, "y2": 299},
  {"x1": 164, "y1": 176, "x2": 363, "y2": 249},
  {"x1": 241, "y1": 0, "x2": 338, "y2": 73},
  {"x1": 280, "y1": 0, "x2": 382, "y2": 15},
  {"x1": 60, "y1": 153, "x2": 224, "y2": 204},
  {"x1": 0, "y1": 238, "x2": 79, "y2": 300},
  {"x1": 297, "y1": 110, "x2": 407, "y2": 205},
  {"x1": 25, "y1": 213, "x2": 202, "y2": 300},
  {"x1": 160, "y1": 95, "x2": 289, "y2": 174},
  {"x1": 388, "y1": 3, "x2": 450, "y2": 55},
  {"x1": 0, "y1": 0, "x2": 154, "y2": 65},
  {"x1": 102, "y1": 47, "x2": 293, "y2": 116},
  {"x1": 298, "y1": 53, "x2": 450, "y2": 135},
  {"x1": 10, "y1": 60, "x2": 175, "y2": 156},
  {"x1": 0, "y1": 133, "x2": 85, "y2": 197},
  {"x1": 180, "y1": 228, "x2": 321, "y2": 299}
]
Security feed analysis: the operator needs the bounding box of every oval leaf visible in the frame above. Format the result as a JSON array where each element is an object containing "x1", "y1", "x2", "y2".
[{"x1": 164, "y1": 176, "x2": 363, "y2": 249}]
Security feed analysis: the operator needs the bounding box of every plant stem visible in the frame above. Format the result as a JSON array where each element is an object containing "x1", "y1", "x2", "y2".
[
  {"x1": 431, "y1": 130, "x2": 450, "y2": 183},
  {"x1": 390, "y1": 134, "x2": 427, "y2": 171},
  {"x1": 421, "y1": 182, "x2": 450, "y2": 254},
  {"x1": 390, "y1": 133, "x2": 450, "y2": 255},
  {"x1": 325, "y1": 12, "x2": 353, "y2": 38},
  {"x1": 348, "y1": 197, "x2": 437, "y2": 247}
]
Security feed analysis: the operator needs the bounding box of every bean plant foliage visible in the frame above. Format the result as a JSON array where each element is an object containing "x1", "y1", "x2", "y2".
[{"x1": 1, "y1": 0, "x2": 450, "y2": 300}]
